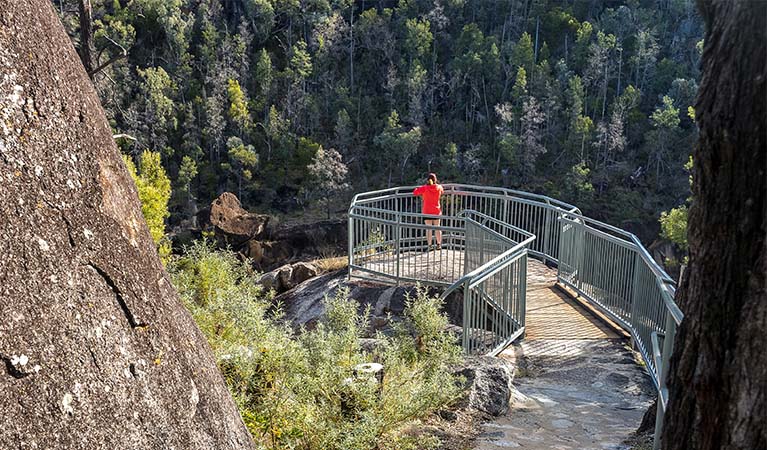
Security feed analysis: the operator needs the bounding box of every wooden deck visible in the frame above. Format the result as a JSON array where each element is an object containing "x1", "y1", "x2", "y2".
[
  {"x1": 360, "y1": 249, "x2": 466, "y2": 284},
  {"x1": 525, "y1": 260, "x2": 621, "y2": 340}
]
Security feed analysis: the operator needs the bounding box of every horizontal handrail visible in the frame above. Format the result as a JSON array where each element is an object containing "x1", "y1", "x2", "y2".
[
  {"x1": 350, "y1": 183, "x2": 581, "y2": 213},
  {"x1": 461, "y1": 209, "x2": 535, "y2": 239},
  {"x1": 439, "y1": 228, "x2": 534, "y2": 302},
  {"x1": 558, "y1": 210, "x2": 676, "y2": 286}
]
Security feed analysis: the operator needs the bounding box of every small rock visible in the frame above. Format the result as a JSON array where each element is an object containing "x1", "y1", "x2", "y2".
[
  {"x1": 359, "y1": 338, "x2": 383, "y2": 354},
  {"x1": 62, "y1": 393, "x2": 74, "y2": 415},
  {"x1": 438, "y1": 409, "x2": 458, "y2": 421},
  {"x1": 258, "y1": 271, "x2": 280, "y2": 292},
  {"x1": 551, "y1": 418, "x2": 574, "y2": 429},
  {"x1": 290, "y1": 262, "x2": 318, "y2": 286},
  {"x1": 244, "y1": 240, "x2": 263, "y2": 263},
  {"x1": 278, "y1": 266, "x2": 294, "y2": 291},
  {"x1": 454, "y1": 356, "x2": 516, "y2": 416},
  {"x1": 371, "y1": 316, "x2": 389, "y2": 330}
]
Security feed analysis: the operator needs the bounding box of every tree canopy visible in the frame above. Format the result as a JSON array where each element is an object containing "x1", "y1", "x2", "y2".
[{"x1": 59, "y1": 0, "x2": 702, "y2": 242}]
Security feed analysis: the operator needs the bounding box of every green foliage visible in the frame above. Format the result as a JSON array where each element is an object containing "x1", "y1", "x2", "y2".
[
  {"x1": 373, "y1": 111, "x2": 422, "y2": 185},
  {"x1": 512, "y1": 66, "x2": 528, "y2": 99},
  {"x1": 123, "y1": 150, "x2": 172, "y2": 260},
  {"x1": 137, "y1": 67, "x2": 176, "y2": 124},
  {"x1": 224, "y1": 137, "x2": 259, "y2": 197},
  {"x1": 512, "y1": 32, "x2": 534, "y2": 73},
  {"x1": 566, "y1": 162, "x2": 595, "y2": 206},
  {"x1": 404, "y1": 18, "x2": 433, "y2": 62},
  {"x1": 659, "y1": 205, "x2": 688, "y2": 250},
  {"x1": 61, "y1": 0, "x2": 703, "y2": 242},
  {"x1": 177, "y1": 155, "x2": 198, "y2": 194},
  {"x1": 168, "y1": 242, "x2": 462, "y2": 449},
  {"x1": 306, "y1": 146, "x2": 350, "y2": 217},
  {"x1": 289, "y1": 40, "x2": 313, "y2": 80},
  {"x1": 254, "y1": 49, "x2": 273, "y2": 110},
  {"x1": 227, "y1": 79, "x2": 251, "y2": 133},
  {"x1": 651, "y1": 95, "x2": 681, "y2": 129}
]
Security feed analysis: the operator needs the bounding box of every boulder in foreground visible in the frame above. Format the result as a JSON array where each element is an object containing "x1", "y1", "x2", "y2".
[{"x1": 0, "y1": 2, "x2": 254, "y2": 448}]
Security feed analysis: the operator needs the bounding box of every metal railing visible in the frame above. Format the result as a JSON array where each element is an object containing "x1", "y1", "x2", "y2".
[
  {"x1": 448, "y1": 211, "x2": 535, "y2": 355},
  {"x1": 349, "y1": 184, "x2": 579, "y2": 266},
  {"x1": 348, "y1": 190, "x2": 536, "y2": 355},
  {"x1": 556, "y1": 210, "x2": 682, "y2": 450},
  {"x1": 348, "y1": 184, "x2": 684, "y2": 447}
]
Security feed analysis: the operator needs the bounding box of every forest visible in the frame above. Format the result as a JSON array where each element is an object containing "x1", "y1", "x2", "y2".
[{"x1": 56, "y1": 0, "x2": 701, "y2": 245}]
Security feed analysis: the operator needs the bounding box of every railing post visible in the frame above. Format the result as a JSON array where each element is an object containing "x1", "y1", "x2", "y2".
[
  {"x1": 348, "y1": 210, "x2": 354, "y2": 280},
  {"x1": 479, "y1": 224, "x2": 485, "y2": 265},
  {"x1": 502, "y1": 197, "x2": 509, "y2": 226},
  {"x1": 520, "y1": 250, "x2": 527, "y2": 336},
  {"x1": 462, "y1": 278, "x2": 471, "y2": 354},
  {"x1": 653, "y1": 310, "x2": 677, "y2": 450},
  {"x1": 629, "y1": 250, "x2": 643, "y2": 340},
  {"x1": 576, "y1": 219, "x2": 585, "y2": 292},
  {"x1": 542, "y1": 206, "x2": 551, "y2": 263},
  {"x1": 556, "y1": 213, "x2": 564, "y2": 282},
  {"x1": 395, "y1": 211, "x2": 401, "y2": 285}
]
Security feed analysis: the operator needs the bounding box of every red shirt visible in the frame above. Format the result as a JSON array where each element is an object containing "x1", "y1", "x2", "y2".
[{"x1": 413, "y1": 184, "x2": 444, "y2": 215}]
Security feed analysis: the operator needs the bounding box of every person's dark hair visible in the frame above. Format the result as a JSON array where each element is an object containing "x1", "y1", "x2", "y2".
[{"x1": 427, "y1": 172, "x2": 437, "y2": 185}]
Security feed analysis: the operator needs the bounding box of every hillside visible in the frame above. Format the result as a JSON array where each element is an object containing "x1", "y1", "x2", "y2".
[{"x1": 56, "y1": 0, "x2": 701, "y2": 241}]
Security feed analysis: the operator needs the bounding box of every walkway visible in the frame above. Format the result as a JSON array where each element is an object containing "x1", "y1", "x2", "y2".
[
  {"x1": 363, "y1": 252, "x2": 655, "y2": 448},
  {"x1": 524, "y1": 261, "x2": 620, "y2": 340},
  {"x1": 475, "y1": 261, "x2": 654, "y2": 450}
]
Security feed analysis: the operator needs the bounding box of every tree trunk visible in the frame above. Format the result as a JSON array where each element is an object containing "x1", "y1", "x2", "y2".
[
  {"x1": 349, "y1": 2, "x2": 354, "y2": 93},
  {"x1": 78, "y1": 0, "x2": 94, "y2": 75},
  {"x1": 0, "y1": 1, "x2": 255, "y2": 448},
  {"x1": 660, "y1": 1, "x2": 766, "y2": 449}
]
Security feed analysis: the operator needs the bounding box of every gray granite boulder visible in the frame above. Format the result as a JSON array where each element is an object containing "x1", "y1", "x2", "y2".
[
  {"x1": 0, "y1": 4, "x2": 254, "y2": 448},
  {"x1": 454, "y1": 356, "x2": 517, "y2": 416}
]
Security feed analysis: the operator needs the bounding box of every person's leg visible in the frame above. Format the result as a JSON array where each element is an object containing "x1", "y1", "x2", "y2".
[
  {"x1": 435, "y1": 219, "x2": 442, "y2": 248},
  {"x1": 425, "y1": 219, "x2": 434, "y2": 247}
]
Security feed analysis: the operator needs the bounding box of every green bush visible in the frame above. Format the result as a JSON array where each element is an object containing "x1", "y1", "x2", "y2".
[
  {"x1": 659, "y1": 205, "x2": 688, "y2": 251},
  {"x1": 168, "y1": 241, "x2": 463, "y2": 449}
]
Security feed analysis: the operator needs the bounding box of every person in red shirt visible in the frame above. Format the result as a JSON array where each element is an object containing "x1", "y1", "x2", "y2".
[{"x1": 413, "y1": 173, "x2": 444, "y2": 250}]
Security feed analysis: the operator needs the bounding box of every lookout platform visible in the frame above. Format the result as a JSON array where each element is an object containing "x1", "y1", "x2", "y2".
[{"x1": 349, "y1": 184, "x2": 681, "y2": 448}]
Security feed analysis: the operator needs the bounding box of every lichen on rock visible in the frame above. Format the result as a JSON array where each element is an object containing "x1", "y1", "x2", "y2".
[{"x1": 0, "y1": 1, "x2": 254, "y2": 448}]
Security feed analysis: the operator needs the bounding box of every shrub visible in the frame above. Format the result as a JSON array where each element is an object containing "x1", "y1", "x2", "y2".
[{"x1": 168, "y1": 241, "x2": 463, "y2": 449}]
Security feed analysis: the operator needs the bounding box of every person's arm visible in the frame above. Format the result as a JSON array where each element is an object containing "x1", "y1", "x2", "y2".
[{"x1": 413, "y1": 185, "x2": 423, "y2": 196}]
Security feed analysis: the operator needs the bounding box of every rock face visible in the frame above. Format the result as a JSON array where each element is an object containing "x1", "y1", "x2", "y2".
[
  {"x1": 273, "y1": 270, "x2": 462, "y2": 331},
  {"x1": 0, "y1": 2, "x2": 254, "y2": 449},
  {"x1": 258, "y1": 261, "x2": 320, "y2": 294},
  {"x1": 269, "y1": 219, "x2": 347, "y2": 259}
]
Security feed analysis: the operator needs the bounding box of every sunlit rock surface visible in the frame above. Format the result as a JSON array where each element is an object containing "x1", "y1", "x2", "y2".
[{"x1": 0, "y1": 1, "x2": 254, "y2": 448}]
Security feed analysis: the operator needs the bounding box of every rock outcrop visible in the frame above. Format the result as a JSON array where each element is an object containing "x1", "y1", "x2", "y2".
[
  {"x1": 198, "y1": 193, "x2": 347, "y2": 270},
  {"x1": 209, "y1": 192, "x2": 272, "y2": 247},
  {"x1": 259, "y1": 261, "x2": 319, "y2": 294},
  {"x1": 272, "y1": 270, "x2": 463, "y2": 332},
  {"x1": 0, "y1": 2, "x2": 254, "y2": 448}
]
